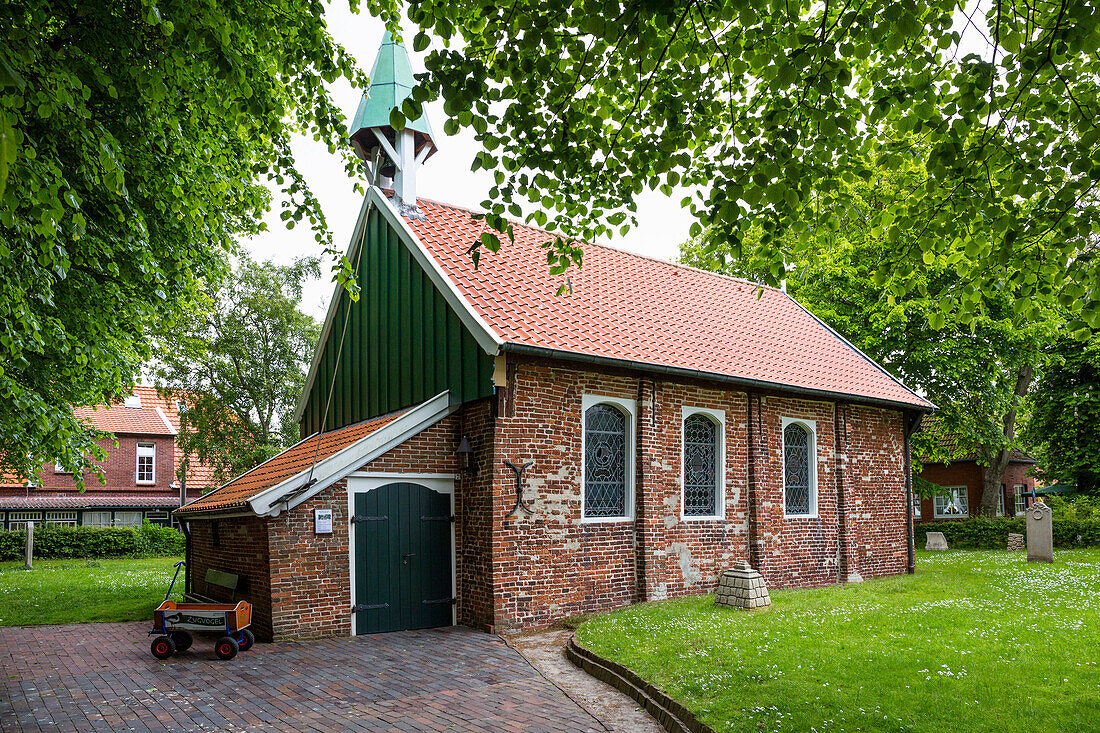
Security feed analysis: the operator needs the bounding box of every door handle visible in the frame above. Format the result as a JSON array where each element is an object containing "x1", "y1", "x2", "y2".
[{"x1": 402, "y1": 553, "x2": 416, "y2": 565}]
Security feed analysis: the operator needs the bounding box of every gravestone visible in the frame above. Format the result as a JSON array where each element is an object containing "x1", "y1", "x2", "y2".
[
  {"x1": 1026, "y1": 500, "x2": 1054, "y2": 563},
  {"x1": 1006, "y1": 533, "x2": 1025, "y2": 551},
  {"x1": 715, "y1": 561, "x2": 771, "y2": 609},
  {"x1": 925, "y1": 531, "x2": 949, "y2": 551}
]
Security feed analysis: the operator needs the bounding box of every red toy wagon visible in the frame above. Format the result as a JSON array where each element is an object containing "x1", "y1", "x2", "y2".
[{"x1": 149, "y1": 561, "x2": 254, "y2": 660}]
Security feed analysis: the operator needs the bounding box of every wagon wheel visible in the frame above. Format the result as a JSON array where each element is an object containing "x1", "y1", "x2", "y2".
[
  {"x1": 237, "y1": 629, "x2": 255, "y2": 652},
  {"x1": 169, "y1": 630, "x2": 193, "y2": 652},
  {"x1": 150, "y1": 636, "x2": 176, "y2": 660},
  {"x1": 214, "y1": 636, "x2": 239, "y2": 661}
]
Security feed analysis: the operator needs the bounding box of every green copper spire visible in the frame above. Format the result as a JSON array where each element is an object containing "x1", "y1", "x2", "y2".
[{"x1": 349, "y1": 30, "x2": 435, "y2": 141}]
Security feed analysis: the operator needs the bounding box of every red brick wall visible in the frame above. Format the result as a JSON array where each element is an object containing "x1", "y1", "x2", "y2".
[
  {"x1": 492, "y1": 361, "x2": 639, "y2": 629},
  {"x1": 454, "y1": 400, "x2": 496, "y2": 628},
  {"x1": 751, "y1": 395, "x2": 841, "y2": 589},
  {"x1": 490, "y1": 357, "x2": 911, "y2": 628},
  {"x1": 1003, "y1": 463, "x2": 1036, "y2": 515},
  {"x1": 843, "y1": 405, "x2": 908, "y2": 579},
  {"x1": 35, "y1": 435, "x2": 175, "y2": 494},
  {"x1": 268, "y1": 483, "x2": 352, "y2": 640},
  {"x1": 186, "y1": 516, "x2": 272, "y2": 640}
]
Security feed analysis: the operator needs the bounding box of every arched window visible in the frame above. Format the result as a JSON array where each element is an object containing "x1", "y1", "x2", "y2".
[
  {"x1": 683, "y1": 414, "x2": 719, "y2": 517},
  {"x1": 783, "y1": 422, "x2": 815, "y2": 516},
  {"x1": 584, "y1": 403, "x2": 628, "y2": 518}
]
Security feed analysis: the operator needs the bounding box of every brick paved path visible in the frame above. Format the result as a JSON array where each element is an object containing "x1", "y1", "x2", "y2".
[{"x1": 0, "y1": 622, "x2": 607, "y2": 732}]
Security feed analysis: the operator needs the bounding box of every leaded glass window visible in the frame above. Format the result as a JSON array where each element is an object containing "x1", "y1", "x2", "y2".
[
  {"x1": 683, "y1": 414, "x2": 718, "y2": 516},
  {"x1": 584, "y1": 404, "x2": 627, "y2": 518},
  {"x1": 783, "y1": 423, "x2": 812, "y2": 515}
]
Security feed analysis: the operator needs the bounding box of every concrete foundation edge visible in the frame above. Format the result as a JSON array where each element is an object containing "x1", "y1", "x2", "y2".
[{"x1": 565, "y1": 634, "x2": 718, "y2": 733}]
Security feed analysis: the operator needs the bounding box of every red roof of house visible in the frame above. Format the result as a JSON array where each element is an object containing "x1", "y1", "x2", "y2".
[
  {"x1": 406, "y1": 198, "x2": 932, "y2": 410},
  {"x1": 74, "y1": 385, "x2": 177, "y2": 436},
  {"x1": 0, "y1": 494, "x2": 190, "y2": 510},
  {"x1": 176, "y1": 410, "x2": 407, "y2": 514}
]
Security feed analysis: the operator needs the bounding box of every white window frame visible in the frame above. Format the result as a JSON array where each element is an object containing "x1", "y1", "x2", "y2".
[
  {"x1": 136, "y1": 443, "x2": 156, "y2": 484},
  {"x1": 1014, "y1": 484, "x2": 1028, "y2": 516},
  {"x1": 681, "y1": 406, "x2": 725, "y2": 520},
  {"x1": 781, "y1": 417, "x2": 818, "y2": 518},
  {"x1": 53, "y1": 459, "x2": 67, "y2": 474},
  {"x1": 82, "y1": 511, "x2": 113, "y2": 527},
  {"x1": 933, "y1": 486, "x2": 969, "y2": 519},
  {"x1": 580, "y1": 394, "x2": 637, "y2": 522},
  {"x1": 912, "y1": 490, "x2": 922, "y2": 520},
  {"x1": 7, "y1": 511, "x2": 41, "y2": 529},
  {"x1": 996, "y1": 487, "x2": 1005, "y2": 517},
  {"x1": 113, "y1": 510, "x2": 143, "y2": 527},
  {"x1": 45, "y1": 511, "x2": 78, "y2": 527}
]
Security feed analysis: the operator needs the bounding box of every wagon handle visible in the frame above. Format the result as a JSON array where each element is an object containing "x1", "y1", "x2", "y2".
[{"x1": 165, "y1": 560, "x2": 186, "y2": 601}]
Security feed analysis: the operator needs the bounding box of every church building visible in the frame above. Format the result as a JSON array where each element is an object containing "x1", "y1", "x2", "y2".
[{"x1": 176, "y1": 33, "x2": 933, "y2": 641}]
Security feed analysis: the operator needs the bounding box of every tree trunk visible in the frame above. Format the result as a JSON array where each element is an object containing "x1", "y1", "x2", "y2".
[
  {"x1": 980, "y1": 448, "x2": 1012, "y2": 517},
  {"x1": 978, "y1": 364, "x2": 1035, "y2": 517}
]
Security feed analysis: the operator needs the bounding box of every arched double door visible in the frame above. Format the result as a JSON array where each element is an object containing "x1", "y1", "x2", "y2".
[{"x1": 351, "y1": 480, "x2": 453, "y2": 634}]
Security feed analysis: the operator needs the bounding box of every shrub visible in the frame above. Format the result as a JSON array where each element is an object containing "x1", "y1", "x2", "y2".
[
  {"x1": 915, "y1": 517, "x2": 1100, "y2": 549},
  {"x1": 1044, "y1": 495, "x2": 1100, "y2": 521},
  {"x1": 0, "y1": 522, "x2": 184, "y2": 561}
]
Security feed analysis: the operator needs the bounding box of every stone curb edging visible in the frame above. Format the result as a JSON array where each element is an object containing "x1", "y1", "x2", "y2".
[{"x1": 566, "y1": 633, "x2": 718, "y2": 733}]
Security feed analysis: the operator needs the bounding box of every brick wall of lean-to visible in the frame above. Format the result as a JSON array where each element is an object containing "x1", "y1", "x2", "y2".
[
  {"x1": 489, "y1": 356, "x2": 910, "y2": 629},
  {"x1": 186, "y1": 516, "x2": 272, "y2": 640}
]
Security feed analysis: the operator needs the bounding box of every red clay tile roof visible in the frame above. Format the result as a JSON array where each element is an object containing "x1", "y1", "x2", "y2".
[
  {"x1": 406, "y1": 198, "x2": 932, "y2": 410},
  {"x1": 176, "y1": 411, "x2": 407, "y2": 514},
  {"x1": 74, "y1": 385, "x2": 177, "y2": 436}
]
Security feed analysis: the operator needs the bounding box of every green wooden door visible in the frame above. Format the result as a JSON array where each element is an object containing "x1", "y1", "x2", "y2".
[{"x1": 353, "y1": 482, "x2": 453, "y2": 634}]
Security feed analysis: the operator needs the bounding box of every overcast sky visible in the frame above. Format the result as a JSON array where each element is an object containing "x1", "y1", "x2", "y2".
[{"x1": 243, "y1": 4, "x2": 693, "y2": 320}]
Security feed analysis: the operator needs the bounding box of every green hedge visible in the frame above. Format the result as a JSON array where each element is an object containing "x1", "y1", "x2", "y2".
[
  {"x1": 0, "y1": 522, "x2": 184, "y2": 561},
  {"x1": 915, "y1": 517, "x2": 1100, "y2": 550}
]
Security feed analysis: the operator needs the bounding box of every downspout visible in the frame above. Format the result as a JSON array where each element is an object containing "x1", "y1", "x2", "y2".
[
  {"x1": 834, "y1": 403, "x2": 850, "y2": 582},
  {"x1": 745, "y1": 393, "x2": 760, "y2": 568},
  {"x1": 904, "y1": 410, "x2": 922, "y2": 575},
  {"x1": 179, "y1": 518, "x2": 192, "y2": 597},
  {"x1": 634, "y1": 378, "x2": 648, "y2": 602}
]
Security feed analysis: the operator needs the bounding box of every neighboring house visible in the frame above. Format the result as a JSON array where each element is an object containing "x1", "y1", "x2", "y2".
[
  {"x1": 175, "y1": 34, "x2": 934, "y2": 642},
  {"x1": 913, "y1": 416, "x2": 1037, "y2": 521},
  {"x1": 0, "y1": 386, "x2": 215, "y2": 529}
]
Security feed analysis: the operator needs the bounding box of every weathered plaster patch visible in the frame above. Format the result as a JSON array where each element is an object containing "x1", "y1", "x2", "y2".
[{"x1": 669, "y1": 541, "x2": 703, "y2": 585}]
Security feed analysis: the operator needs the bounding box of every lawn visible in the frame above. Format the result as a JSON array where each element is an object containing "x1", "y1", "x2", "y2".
[
  {"x1": 576, "y1": 549, "x2": 1100, "y2": 732},
  {"x1": 0, "y1": 556, "x2": 184, "y2": 626}
]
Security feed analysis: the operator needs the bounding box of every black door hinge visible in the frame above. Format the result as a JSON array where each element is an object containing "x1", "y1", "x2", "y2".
[
  {"x1": 352, "y1": 603, "x2": 390, "y2": 612},
  {"x1": 351, "y1": 514, "x2": 388, "y2": 523},
  {"x1": 422, "y1": 597, "x2": 457, "y2": 605}
]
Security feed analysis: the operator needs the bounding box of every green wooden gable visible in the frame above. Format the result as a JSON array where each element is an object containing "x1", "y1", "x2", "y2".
[{"x1": 298, "y1": 202, "x2": 496, "y2": 435}]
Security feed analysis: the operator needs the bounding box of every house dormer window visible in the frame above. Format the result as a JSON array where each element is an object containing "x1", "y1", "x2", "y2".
[
  {"x1": 782, "y1": 418, "x2": 817, "y2": 517},
  {"x1": 137, "y1": 443, "x2": 156, "y2": 484},
  {"x1": 581, "y1": 395, "x2": 636, "y2": 521},
  {"x1": 124, "y1": 393, "x2": 142, "y2": 409},
  {"x1": 682, "y1": 408, "x2": 724, "y2": 519}
]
